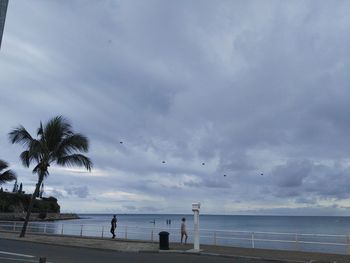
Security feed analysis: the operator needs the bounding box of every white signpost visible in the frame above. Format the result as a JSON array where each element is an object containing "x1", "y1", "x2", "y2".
[{"x1": 192, "y1": 202, "x2": 201, "y2": 252}]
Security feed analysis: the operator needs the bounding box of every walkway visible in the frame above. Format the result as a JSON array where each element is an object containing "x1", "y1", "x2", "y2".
[{"x1": 0, "y1": 231, "x2": 349, "y2": 262}]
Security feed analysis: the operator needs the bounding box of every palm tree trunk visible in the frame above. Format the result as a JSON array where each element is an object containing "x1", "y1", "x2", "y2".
[{"x1": 19, "y1": 176, "x2": 43, "y2": 238}]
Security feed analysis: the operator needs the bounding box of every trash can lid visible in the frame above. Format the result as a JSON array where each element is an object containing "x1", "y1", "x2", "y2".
[{"x1": 159, "y1": 231, "x2": 169, "y2": 235}]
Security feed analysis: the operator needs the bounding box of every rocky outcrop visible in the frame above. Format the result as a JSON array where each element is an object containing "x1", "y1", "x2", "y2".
[
  {"x1": 0, "y1": 192, "x2": 60, "y2": 213},
  {"x1": 0, "y1": 212, "x2": 80, "y2": 221},
  {"x1": 0, "y1": 192, "x2": 79, "y2": 221}
]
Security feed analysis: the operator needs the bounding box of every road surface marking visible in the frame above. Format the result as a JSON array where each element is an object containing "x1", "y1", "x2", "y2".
[
  {"x1": 0, "y1": 256, "x2": 53, "y2": 263},
  {"x1": 0, "y1": 256, "x2": 38, "y2": 262},
  {"x1": 0, "y1": 251, "x2": 35, "y2": 258}
]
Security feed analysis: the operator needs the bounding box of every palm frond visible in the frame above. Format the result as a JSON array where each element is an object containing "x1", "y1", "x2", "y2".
[
  {"x1": 20, "y1": 151, "x2": 31, "y2": 167},
  {"x1": 44, "y1": 116, "x2": 73, "y2": 152},
  {"x1": 8, "y1": 126, "x2": 34, "y2": 147},
  {"x1": 57, "y1": 154, "x2": 92, "y2": 171},
  {"x1": 0, "y1": 159, "x2": 9, "y2": 172},
  {"x1": 56, "y1": 133, "x2": 89, "y2": 157},
  {"x1": 29, "y1": 139, "x2": 45, "y2": 161},
  {"x1": 32, "y1": 163, "x2": 49, "y2": 178},
  {"x1": 37, "y1": 121, "x2": 44, "y2": 137},
  {"x1": 18, "y1": 138, "x2": 44, "y2": 167},
  {"x1": 0, "y1": 170, "x2": 16, "y2": 184},
  {"x1": 32, "y1": 163, "x2": 41, "y2": 174}
]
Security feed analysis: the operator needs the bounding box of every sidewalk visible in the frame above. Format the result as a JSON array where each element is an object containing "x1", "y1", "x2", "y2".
[{"x1": 1, "y1": 231, "x2": 349, "y2": 263}]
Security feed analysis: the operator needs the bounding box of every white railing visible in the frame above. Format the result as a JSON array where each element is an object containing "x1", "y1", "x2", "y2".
[{"x1": 0, "y1": 221, "x2": 349, "y2": 255}]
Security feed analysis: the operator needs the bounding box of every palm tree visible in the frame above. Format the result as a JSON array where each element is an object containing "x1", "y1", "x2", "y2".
[
  {"x1": 0, "y1": 159, "x2": 16, "y2": 185},
  {"x1": 9, "y1": 116, "x2": 92, "y2": 237}
]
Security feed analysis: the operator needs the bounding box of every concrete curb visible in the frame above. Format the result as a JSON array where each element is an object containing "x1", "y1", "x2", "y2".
[
  {"x1": 199, "y1": 252, "x2": 305, "y2": 263},
  {"x1": 140, "y1": 249, "x2": 307, "y2": 263}
]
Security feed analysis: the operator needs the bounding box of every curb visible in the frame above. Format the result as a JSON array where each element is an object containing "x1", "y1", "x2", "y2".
[{"x1": 146, "y1": 249, "x2": 306, "y2": 263}]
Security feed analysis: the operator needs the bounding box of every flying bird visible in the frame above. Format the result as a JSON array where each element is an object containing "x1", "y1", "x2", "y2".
[
  {"x1": 162, "y1": 161, "x2": 166, "y2": 164},
  {"x1": 202, "y1": 163, "x2": 205, "y2": 165}
]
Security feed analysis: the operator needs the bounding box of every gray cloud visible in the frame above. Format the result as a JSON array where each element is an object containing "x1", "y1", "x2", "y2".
[
  {"x1": 1, "y1": 1, "x2": 350, "y2": 214},
  {"x1": 49, "y1": 190, "x2": 64, "y2": 199},
  {"x1": 272, "y1": 160, "x2": 312, "y2": 188},
  {"x1": 239, "y1": 204, "x2": 347, "y2": 217},
  {"x1": 65, "y1": 186, "x2": 89, "y2": 199}
]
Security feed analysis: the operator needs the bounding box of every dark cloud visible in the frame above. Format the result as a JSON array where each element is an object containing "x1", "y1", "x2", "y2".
[{"x1": 272, "y1": 160, "x2": 312, "y2": 188}]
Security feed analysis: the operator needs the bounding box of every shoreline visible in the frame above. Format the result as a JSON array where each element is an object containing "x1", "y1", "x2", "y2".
[{"x1": 0, "y1": 212, "x2": 80, "y2": 222}]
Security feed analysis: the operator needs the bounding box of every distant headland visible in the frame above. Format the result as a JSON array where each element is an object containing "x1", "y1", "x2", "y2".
[{"x1": 0, "y1": 191, "x2": 80, "y2": 221}]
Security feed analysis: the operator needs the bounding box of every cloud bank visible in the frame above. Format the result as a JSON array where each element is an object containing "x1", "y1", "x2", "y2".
[{"x1": 1, "y1": 1, "x2": 350, "y2": 214}]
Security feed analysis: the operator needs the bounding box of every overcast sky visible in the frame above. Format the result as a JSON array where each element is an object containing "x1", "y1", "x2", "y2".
[{"x1": 1, "y1": 1, "x2": 350, "y2": 215}]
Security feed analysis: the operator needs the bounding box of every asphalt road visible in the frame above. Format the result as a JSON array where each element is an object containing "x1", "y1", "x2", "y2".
[{"x1": 0, "y1": 238, "x2": 282, "y2": 263}]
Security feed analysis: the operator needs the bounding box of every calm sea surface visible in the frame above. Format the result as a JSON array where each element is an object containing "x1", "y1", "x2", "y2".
[{"x1": 74, "y1": 214, "x2": 350, "y2": 235}]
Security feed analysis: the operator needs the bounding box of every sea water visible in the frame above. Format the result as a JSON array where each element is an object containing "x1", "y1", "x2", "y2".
[{"x1": 71, "y1": 214, "x2": 350, "y2": 233}]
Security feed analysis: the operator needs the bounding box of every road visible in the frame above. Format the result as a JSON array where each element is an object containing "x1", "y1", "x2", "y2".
[{"x1": 0, "y1": 238, "x2": 284, "y2": 263}]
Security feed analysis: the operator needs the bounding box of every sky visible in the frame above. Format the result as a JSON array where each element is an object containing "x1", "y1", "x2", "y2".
[{"x1": 1, "y1": 1, "x2": 350, "y2": 215}]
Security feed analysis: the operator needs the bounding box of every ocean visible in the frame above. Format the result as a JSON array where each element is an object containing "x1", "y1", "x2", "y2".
[
  {"x1": 7, "y1": 214, "x2": 350, "y2": 255},
  {"x1": 74, "y1": 214, "x2": 350, "y2": 235}
]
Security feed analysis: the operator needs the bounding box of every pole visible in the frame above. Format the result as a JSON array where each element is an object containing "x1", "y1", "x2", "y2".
[
  {"x1": 295, "y1": 233, "x2": 299, "y2": 251},
  {"x1": 192, "y1": 202, "x2": 201, "y2": 251}
]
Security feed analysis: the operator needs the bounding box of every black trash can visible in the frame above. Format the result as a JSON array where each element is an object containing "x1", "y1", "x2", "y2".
[{"x1": 159, "y1": 231, "x2": 169, "y2": 250}]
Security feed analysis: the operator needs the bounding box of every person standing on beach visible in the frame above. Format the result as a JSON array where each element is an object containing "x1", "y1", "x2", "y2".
[
  {"x1": 110, "y1": 215, "x2": 117, "y2": 239},
  {"x1": 180, "y1": 217, "x2": 188, "y2": 244}
]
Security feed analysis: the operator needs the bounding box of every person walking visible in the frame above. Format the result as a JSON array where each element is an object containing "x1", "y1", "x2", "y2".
[
  {"x1": 110, "y1": 215, "x2": 117, "y2": 239},
  {"x1": 180, "y1": 217, "x2": 188, "y2": 244}
]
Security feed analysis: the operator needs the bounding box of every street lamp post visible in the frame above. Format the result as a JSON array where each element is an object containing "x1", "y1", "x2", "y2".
[{"x1": 192, "y1": 202, "x2": 201, "y2": 251}]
